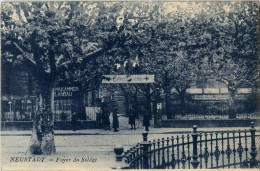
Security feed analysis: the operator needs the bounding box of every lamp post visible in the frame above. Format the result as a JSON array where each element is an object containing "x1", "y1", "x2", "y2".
[
  {"x1": 153, "y1": 88, "x2": 160, "y2": 126},
  {"x1": 8, "y1": 101, "x2": 12, "y2": 121}
]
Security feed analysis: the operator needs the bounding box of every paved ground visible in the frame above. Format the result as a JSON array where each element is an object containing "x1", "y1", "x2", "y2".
[{"x1": 1, "y1": 115, "x2": 259, "y2": 169}]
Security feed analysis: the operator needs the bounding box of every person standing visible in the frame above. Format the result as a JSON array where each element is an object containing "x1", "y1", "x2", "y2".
[
  {"x1": 96, "y1": 99, "x2": 102, "y2": 128},
  {"x1": 112, "y1": 109, "x2": 119, "y2": 132},
  {"x1": 128, "y1": 108, "x2": 136, "y2": 130},
  {"x1": 143, "y1": 109, "x2": 150, "y2": 131},
  {"x1": 101, "y1": 101, "x2": 110, "y2": 130},
  {"x1": 101, "y1": 102, "x2": 106, "y2": 130},
  {"x1": 101, "y1": 110, "x2": 106, "y2": 130},
  {"x1": 71, "y1": 112, "x2": 77, "y2": 131},
  {"x1": 105, "y1": 109, "x2": 111, "y2": 130}
]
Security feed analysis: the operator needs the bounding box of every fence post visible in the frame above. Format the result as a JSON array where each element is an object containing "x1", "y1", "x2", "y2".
[
  {"x1": 141, "y1": 131, "x2": 151, "y2": 169},
  {"x1": 112, "y1": 145, "x2": 129, "y2": 169},
  {"x1": 250, "y1": 122, "x2": 258, "y2": 168},
  {"x1": 191, "y1": 125, "x2": 200, "y2": 169}
]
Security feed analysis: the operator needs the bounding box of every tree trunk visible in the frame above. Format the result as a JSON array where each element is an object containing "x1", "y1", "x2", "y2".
[
  {"x1": 146, "y1": 94, "x2": 152, "y2": 119},
  {"x1": 165, "y1": 88, "x2": 172, "y2": 119},
  {"x1": 228, "y1": 90, "x2": 236, "y2": 119},
  {"x1": 179, "y1": 92, "x2": 186, "y2": 116},
  {"x1": 91, "y1": 91, "x2": 95, "y2": 106},
  {"x1": 153, "y1": 100, "x2": 158, "y2": 126},
  {"x1": 145, "y1": 85, "x2": 152, "y2": 119},
  {"x1": 27, "y1": 86, "x2": 56, "y2": 155},
  {"x1": 133, "y1": 89, "x2": 138, "y2": 118},
  {"x1": 77, "y1": 92, "x2": 86, "y2": 120},
  {"x1": 125, "y1": 95, "x2": 130, "y2": 116}
]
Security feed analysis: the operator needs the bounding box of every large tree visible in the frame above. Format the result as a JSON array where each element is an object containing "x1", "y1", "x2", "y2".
[
  {"x1": 1, "y1": 1, "x2": 129, "y2": 154},
  {"x1": 202, "y1": 2, "x2": 259, "y2": 119},
  {"x1": 135, "y1": 2, "x2": 203, "y2": 118}
]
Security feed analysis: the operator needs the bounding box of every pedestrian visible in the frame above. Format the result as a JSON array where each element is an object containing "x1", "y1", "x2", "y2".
[
  {"x1": 96, "y1": 99, "x2": 102, "y2": 128},
  {"x1": 142, "y1": 109, "x2": 150, "y2": 131},
  {"x1": 101, "y1": 102, "x2": 106, "y2": 130},
  {"x1": 96, "y1": 110, "x2": 102, "y2": 128},
  {"x1": 112, "y1": 109, "x2": 119, "y2": 132},
  {"x1": 71, "y1": 112, "x2": 77, "y2": 131},
  {"x1": 101, "y1": 112, "x2": 106, "y2": 130},
  {"x1": 128, "y1": 108, "x2": 136, "y2": 130},
  {"x1": 105, "y1": 110, "x2": 111, "y2": 130},
  {"x1": 61, "y1": 112, "x2": 67, "y2": 121},
  {"x1": 101, "y1": 102, "x2": 110, "y2": 130}
]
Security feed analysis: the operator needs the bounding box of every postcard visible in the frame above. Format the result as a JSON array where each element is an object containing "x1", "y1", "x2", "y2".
[{"x1": 1, "y1": 0, "x2": 259, "y2": 170}]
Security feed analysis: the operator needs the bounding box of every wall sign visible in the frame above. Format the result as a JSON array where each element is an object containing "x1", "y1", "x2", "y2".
[{"x1": 54, "y1": 86, "x2": 80, "y2": 99}]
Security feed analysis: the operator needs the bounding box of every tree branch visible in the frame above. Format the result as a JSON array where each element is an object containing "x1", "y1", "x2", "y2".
[{"x1": 4, "y1": 40, "x2": 37, "y2": 67}]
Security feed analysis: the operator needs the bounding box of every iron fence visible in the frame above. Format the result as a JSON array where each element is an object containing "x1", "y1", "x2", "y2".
[
  {"x1": 170, "y1": 99, "x2": 259, "y2": 119},
  {"x1": 113, "y1": 122, "x2": 260, "y2": 169},
  {"x1": 54, "y1": 99, "x2": 73, "y2": 121},
  {"x1": 169, "y1": 113, "x2": 260, "y2": 120}
]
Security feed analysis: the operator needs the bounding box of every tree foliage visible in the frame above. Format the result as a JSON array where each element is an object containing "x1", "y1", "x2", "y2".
[{"x1": 1, "y1": 1, "x2": 259, "y2": 152}]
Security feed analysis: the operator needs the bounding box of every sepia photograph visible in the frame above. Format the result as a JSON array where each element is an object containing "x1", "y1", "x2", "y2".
[{"x1": 1, "y1": 0, "x2": 260, "y2": 170}]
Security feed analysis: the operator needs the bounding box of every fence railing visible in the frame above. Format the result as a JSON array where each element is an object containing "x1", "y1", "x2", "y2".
[
  {"x1": 169, "y1": 99, "x2": 258, "y2": 119},
  {"x1": 113, "y1": 122, "x2": 259, "y2": 169},
  {"x1": 166, "y1": 113, "x2": 260, "y2": 120}
]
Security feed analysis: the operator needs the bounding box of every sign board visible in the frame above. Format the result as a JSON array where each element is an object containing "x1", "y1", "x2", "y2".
[
  {"x1": 54, "y1": 86, "x2": 80, "y2": 99},
  {"x1": 102, "y1": 75, "x2": 154, "y2": 84}
]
